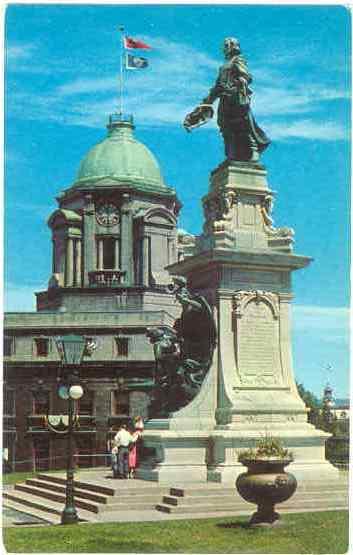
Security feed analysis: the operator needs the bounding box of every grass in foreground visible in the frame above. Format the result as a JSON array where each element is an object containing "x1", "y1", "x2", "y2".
[
  {"x1": 3, "y1": 510, "x2": 348, "y2": 554},
  {"x1": 2, "y1": 466, "x2": 108, "y2": 486}
]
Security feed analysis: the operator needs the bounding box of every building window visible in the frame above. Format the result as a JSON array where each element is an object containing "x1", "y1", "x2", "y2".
[
  {"x1": 4, "y1": 336, "x2": 15, "y2": 357},
  {"x1": 33, "y1": 390, "x2": 50, "y2": 415},
  {"x1": 96, "y1": 237, "x2": 116, "y2": 270},
  {"x1": 4, "y1": 389, "x2": 15, "y2": 416},
  {"x1": 34, "y1": 337, "x2": 50, "y2": 357},
  {"x1": 115, "y1": 337, "x2": 129, "y2": 357},
  {"x1": 103, "y1": 237, "x2": 115, "y2": 269}
]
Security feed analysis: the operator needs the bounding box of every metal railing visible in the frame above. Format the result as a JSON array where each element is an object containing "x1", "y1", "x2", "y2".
[
  {"x1": 88, "y1": 270, "x2": 126, "y2": 287},
  {"x1": 27, "y1": 414, "x2": 96, "y2": 431}
]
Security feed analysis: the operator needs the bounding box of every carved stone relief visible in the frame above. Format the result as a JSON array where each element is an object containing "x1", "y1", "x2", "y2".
[
  {"x1": 261, "y1": 195, "x2": 295, "y2": 240},
  {"x1": 203, "y1": 189, "x2": 238, "y2": 234}
]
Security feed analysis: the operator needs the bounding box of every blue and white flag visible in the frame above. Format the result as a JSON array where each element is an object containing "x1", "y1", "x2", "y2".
[{"x1": 126, "y1": 53, "x2": 149, "y2": 69}]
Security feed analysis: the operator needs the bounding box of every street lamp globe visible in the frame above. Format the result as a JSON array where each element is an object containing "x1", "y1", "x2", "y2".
[
  {"x1": 58, "y1": 385, "x2": 70, "y2": 400},
  {"x1": 69, "y1": 385, "x2": 84, "y2": 400}
]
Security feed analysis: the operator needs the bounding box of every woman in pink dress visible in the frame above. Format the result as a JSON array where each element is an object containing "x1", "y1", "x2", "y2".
[{"x1": 128, "y1": 430, "x2": 139, "y2": 478}]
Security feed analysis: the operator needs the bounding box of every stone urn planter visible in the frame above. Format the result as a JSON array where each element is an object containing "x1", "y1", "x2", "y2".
[{"x1": 236, "y1": 438, "x2": 297, "y2": 526}]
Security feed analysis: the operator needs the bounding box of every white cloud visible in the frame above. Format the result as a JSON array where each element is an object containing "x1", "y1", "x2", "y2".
[
  {"x1": 6, "y1": 35, "x2": 349, "y2": 142},
  {"x1": 292, "y1": 305, "x2": 349, "y2": 334},
  {"x1": 6, "y1": 43, "x2": 36, "y2": 62},
  {"x1": 266, "y1": 119, "x2": 348, "y2": 141},
  {"x1": 253, "y1": 85, "x2": 349, "y2": 117},
  {"x1": 56, "y1": 77, "x2": 118, "y2": 96}
]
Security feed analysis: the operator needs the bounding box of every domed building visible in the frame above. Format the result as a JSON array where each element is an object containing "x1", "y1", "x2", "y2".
[{"x1": 4, "y1": 114, "x2": 182, "y2": 472}]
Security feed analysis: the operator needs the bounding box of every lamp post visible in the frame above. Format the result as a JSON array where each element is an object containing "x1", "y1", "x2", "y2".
[{"x1": 55, "y1": 334, "x2": 86, "y2": 525}]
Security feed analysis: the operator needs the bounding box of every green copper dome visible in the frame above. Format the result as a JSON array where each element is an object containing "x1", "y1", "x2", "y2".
[{"x1": 73, "y1": 116, "x2": 169, "y2": 193}]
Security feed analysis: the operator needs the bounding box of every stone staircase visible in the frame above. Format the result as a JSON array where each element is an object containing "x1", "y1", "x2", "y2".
[
  {"x1": 3, "y1": 473, "x2": 170, "y2": 524},
  {"x1": 3, "y1": 472, "x2": 349, "y2": 524},
  {"x1": 156, "y1": 479, "x2": 349, "y2": 515}
]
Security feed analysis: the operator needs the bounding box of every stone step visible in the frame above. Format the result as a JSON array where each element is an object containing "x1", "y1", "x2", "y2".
[
  {"x1": 4, "y1": 491, "x2": 62, "y2": 516},
  {"x1": 3, "y1": 500, "x2": 62, "y2": 525},
  {"x1": 25, "y1": 479, "x2": 110, "y2": 504},
  {"x1": 100, "y1": 500, "x2": 163, "y2": 512},
  {"x1": 165, "y1": 491, "x2": 348, "y2": 507},
  {"x1": 156, "y1": 496, "x2": 348, "y2": 515},
  {"x1": 35, "y1": 473, "x2": 169, "y2": 496},
  {"x1": 170, "y1": 483, "x2": 348, "y2": 498},
  {"x1": 101, "y1": 493, "x2": 168, "y2": 505},
  {"x1": 163, "y1": 494, "x2": 234, "y2": 506},
  {"x1": 14, "y1": 484, "x2": 101, "y2": 513},
  {"x1": 163, "y1": 490, "x2": 348, "y2": 508},
  {"x1": 36, "y1": 474, "x2": 115, "y2": 496},
  {"x1": 170, "y1": 487, "x2": 236, "y2": 497},
  {"x1": 3, "y1": 491, "x2": 97, "y2": 522}
]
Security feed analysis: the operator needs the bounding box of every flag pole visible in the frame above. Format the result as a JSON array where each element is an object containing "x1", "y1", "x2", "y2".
[{"x1": 118, "y1": 25, "x2": 124, "y2": 116}]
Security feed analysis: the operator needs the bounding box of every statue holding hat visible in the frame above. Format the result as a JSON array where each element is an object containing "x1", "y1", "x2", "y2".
[{"x1": 184, "y1": 37, "x2": 270, "y2": 163}]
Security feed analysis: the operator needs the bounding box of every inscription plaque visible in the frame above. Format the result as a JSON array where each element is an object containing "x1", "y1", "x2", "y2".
[{"x1": 235, "y1": 300, "x2": 282, "y2": 387}]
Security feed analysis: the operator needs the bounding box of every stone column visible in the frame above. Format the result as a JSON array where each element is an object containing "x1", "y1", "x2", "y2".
[
  {"x1": 65, "y1": 237, "x2": 74, "y2": 286},
  {"x1": 114, "y1": 238, "x2": 120, "y2": 270},
  {"x1": 142, "y1": 236, "x2": 150, "y2": 286},
  {"x1": 120, "y1": 194, "x2": 134, "y2": 285},
  {"x1": 76, "y1": 239, "x2": 82, "y2": 286},
  {"x1": 97, "y1": 239, "x2": 104, "y2": 270},
  {"x1": 52, "y1": 240, "x2": 56, "y2": 273},
  {"x1": 167, "y1": 236, "x2": 173, "y2": 265},
  {"x1": 83, "y1": 194, "x2": 95, "y2": 286}
]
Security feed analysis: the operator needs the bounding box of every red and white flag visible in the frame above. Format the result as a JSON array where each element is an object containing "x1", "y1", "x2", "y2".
[{"x1": 124, "y1": 36, "x2": 151, "y2": 50}]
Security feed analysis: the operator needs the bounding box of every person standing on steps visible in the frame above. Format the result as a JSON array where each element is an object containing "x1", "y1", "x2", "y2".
[
  {"x1": 128, "y1": 428, "x2": 140, "y2": 478},
  {"x1": 113, "y1": 423, "x2": 132, "y2": 479}
]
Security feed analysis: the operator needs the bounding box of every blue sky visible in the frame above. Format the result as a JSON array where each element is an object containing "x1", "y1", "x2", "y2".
[{"x1": 4, "y1": 4, "x2": 350, "y2": 399}]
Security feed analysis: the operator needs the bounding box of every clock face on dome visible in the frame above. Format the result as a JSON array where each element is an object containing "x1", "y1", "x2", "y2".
[{"x1": 96, "y1": 203, "x2": 120, "y2": 226}]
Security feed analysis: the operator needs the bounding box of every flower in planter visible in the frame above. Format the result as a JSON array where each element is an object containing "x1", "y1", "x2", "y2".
[{"x1": 238, "y1": 435, "x2": 293, "y2": 462}]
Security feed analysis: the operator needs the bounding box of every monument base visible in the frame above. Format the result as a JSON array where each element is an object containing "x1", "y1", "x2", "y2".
[
  {"x1": 137, "y1": 420, "x2": 340, "y2": 485},
  {"x1": 136, "y1": 430, "x2": 210, "y2": 483},
  {"x1": 207, "y1": 425, "x2": 340, "y2": 483}
]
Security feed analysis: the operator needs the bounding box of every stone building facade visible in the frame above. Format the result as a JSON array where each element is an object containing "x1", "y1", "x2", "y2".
[{"x1": 4, "y1": 114, "x2": 182, "y2": 472}]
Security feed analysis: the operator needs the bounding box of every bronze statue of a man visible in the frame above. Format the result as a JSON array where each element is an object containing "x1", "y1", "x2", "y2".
[{"x1": 184, "y1": 37, "x2": 270, "y2": 163}]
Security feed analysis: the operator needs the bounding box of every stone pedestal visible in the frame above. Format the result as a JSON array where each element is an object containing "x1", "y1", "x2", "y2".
[
  {"x1": 139, "y1": 161, "x2": 339, "y2": 484},
  {"x1": 137, "y1": 431, "x2": 210, "y2": 483}
]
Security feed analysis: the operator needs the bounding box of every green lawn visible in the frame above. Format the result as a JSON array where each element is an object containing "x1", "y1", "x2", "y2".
[
  {"x1": 2, "y1": 467, "x2": 108, "y2": 486},
  {"x1": 3, "y1": 472, "x2": 37, "y2": 486},
  {"x1": 3, "y1": 510, "x2": 348, "y2": 554},
  {"x1": 2, "y1": 470, "x2": 65, "y2": 486}
]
